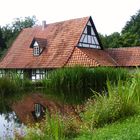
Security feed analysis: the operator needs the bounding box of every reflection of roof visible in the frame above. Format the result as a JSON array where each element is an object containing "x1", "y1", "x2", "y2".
[
  {"x1": 12, "y1": 94, "x2": 81, "y2": 124},
  {"x1": 106, "y1": 47, "x2": 140, "y2": 66}
]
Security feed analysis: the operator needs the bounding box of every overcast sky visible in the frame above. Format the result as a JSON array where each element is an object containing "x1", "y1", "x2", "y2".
[{"x1": 0, "y1": 0, "x2": 140, "y2": 35}]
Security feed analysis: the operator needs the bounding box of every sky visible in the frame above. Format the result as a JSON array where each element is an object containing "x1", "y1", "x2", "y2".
[{"x1": 0, "y1": 0, "x2": 140, "y2": 35}]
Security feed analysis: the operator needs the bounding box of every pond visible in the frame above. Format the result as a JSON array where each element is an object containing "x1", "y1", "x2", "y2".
[
  {"x1": 0, "y1": 112, "x2": 25, "y2": 139},
  {"x1": 0, "y1": 91, "x2": 86, "y2": 139}
]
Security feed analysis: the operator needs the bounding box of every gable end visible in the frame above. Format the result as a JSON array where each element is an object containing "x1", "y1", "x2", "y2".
[{"x1": 77, "y1": 17, "x2": 103, "y2": 50}]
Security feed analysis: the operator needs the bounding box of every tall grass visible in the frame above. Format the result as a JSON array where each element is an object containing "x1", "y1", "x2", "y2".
[
  {"x1": 42, "y1": 67, "x2": 129, "y2": 104},
  {"x1": 82, "y1": 77, "x2": 140, "y2": 129},
  {"x1": 0, "y1": 76, "x2": 21, "y2": 98},
  {"x1": 24, "y1": 75, "x2": 140, "y2": 139},
  {"x1": 0, "y1": 73, "x2": 43, "y2": 97},
  {"x1": 44, "y1": 67, "x2": 128, "y2": 92}
]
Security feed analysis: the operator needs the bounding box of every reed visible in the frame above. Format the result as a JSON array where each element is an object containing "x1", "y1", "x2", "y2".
[{"x1": 42, "y1": 67, "x2": 129, "y2": 104}]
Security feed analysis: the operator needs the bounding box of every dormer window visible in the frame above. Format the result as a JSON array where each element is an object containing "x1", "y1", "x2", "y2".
[{"x1": 30, "y1": 38, "x2": 47, "y2": 56}]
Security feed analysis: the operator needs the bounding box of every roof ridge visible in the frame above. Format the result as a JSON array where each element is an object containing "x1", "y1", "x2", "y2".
[
  {"x1": 45, "y1": 16, "x2": 90, "y2": 26},
  {"x1": 104, "y1": 50, "x2": 119, "y2": 66}
]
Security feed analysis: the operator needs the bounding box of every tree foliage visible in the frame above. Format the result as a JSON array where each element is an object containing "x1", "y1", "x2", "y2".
[
  {"x1": 0, "y1": 16, "x2": 37, "y2": 57},
  {"x1": 0, "y1": 27, "x2": 6, "y2": 49},
  {"x1": 100, "y1": 10, "x2": 140, "y2": 48},
  {"x1": 11, "y1": 16, "x2": 37, "y2": 37},
  {"x1": 99, "y1": 32, "x2": 123, "y2": 48}
]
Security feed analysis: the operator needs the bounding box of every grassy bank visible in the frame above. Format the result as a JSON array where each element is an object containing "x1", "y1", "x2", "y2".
[
  {"x1": 76, "y1": 115, "x2": 140, "y2": 140},
  {"x1": 23, "y1": 69, "x2": 140, "y2": 140}
]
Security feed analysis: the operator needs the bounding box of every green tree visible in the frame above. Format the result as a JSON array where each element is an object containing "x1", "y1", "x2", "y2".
[
  {"x1": 99, "y1": 32, "x2": 123, "y2": 48},
  {"x1": 121, "y1": 10, "x2": 140, "y2": 47},
  {"x1": 0, "y1": 27, "x2": 6, "y2": 50},
  {"x1": 1, "y1": 25, "x2": 14, "y2": 48},
  {"x1": 11, "y1": 16, "x2": 37, "y2": 37},
  {"x1": 0, "y1": 16, "x2": 37, "y2": 57},
  {"x1": 101, "y1": 10, "x2": 140, "y2": 48},
  {"x1": 122, "y1": 10, "x2": 140, "y2": 35},
  {"x1": 121, "y1": 32, "x2": 140, "y2": 47}
]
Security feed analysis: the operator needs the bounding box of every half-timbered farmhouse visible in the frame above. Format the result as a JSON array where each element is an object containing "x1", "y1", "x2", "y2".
[{"x1": 0, "y1": 16, "x2": 139, "y2": 80}]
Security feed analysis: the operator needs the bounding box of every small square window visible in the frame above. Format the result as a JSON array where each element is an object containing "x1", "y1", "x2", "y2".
[{"x1": 33, "y1": 46, "x2": 40, "y2": 56}]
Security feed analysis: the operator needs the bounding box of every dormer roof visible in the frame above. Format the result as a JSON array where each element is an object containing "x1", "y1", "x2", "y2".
[{"x1": 31, "y1": 38, "x2": 47, "y2": 48}]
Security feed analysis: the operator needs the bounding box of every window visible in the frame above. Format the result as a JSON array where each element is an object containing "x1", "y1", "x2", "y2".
[
  {"x1": 33, "y1": 103, "x2": 46, "y2": 119},
  {"x1": 33, "y1": 46, "x2": 41, "y2": 56},
  {"x1": 0, "y1": 70, "x2": 5, "y2": 77},
  {"x1": 33, "y1": 41, "x2": 43, "y2": 56},
  {"x1": 34, "y1": 103, "x2": 42, "y2": 118},
  {"x1": 31, "y1": 39, "x2": 47, "y2": 56},
  {"x1": 32, "y1": 69, "x2": 46, "y2": 81},
  {"x1": 87, "y1": 25, "x2": 91, "y2": 35}
]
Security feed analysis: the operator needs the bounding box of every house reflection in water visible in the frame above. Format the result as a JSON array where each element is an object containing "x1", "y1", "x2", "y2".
[
  {"x1": 32, "y1": 103, "x2": 46, "y2": 121},
  {"x1": 12, "y1": 94, "x2": 81, "y2": 124}
]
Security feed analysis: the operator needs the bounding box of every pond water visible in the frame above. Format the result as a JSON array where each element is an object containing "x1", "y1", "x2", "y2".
[
  {"x1": 0, "y1": 90, "x2": 89, "y2": 139},
  {"x1": 0, "y1": 112, "x2": 25, "y2": 139}
]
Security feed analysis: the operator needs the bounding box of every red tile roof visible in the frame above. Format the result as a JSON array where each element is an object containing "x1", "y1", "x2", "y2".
[
  {"x1": 0, "y1": 17, "x2": 117, "y2": 69},
  {"x1": 66, "y1": 47, "x2": 117, "y2": 67},
  {"x1": 106, "y1": 47, "x2": 140, "y2": 66},
  {"x1": 0, "y1": 17, "x2": 89, "y2": 69}
]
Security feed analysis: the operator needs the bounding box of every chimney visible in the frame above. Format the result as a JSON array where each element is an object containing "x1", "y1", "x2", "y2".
[{"x1": 42, "y1": 20, "x2": 46, "y2": 30}]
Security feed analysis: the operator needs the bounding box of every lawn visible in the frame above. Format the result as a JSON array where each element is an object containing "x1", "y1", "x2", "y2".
[{"x1": 76, "y1": 115, "x2": 140, "y2": 140}]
